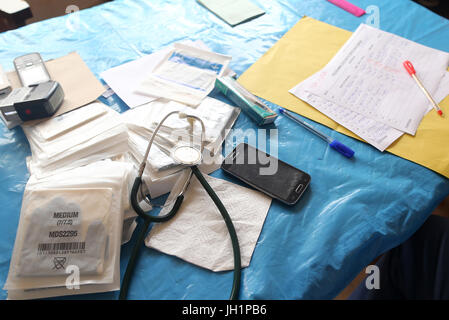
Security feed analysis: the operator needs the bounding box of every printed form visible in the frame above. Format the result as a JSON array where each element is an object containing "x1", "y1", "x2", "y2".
[
  {"x1": 292, "y1": 71, "x2": 403, "y2": 151},
  {"x1": 291, "y1": 24, "x2": 449, "y2": 151},
  {"x1": 291, "y1": 70, "x2": 449, "y2": 151}
]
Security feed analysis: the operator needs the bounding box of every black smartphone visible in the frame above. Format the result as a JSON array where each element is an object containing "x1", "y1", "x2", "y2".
[{"x1": 221, "y1": 143, "x2": 311, "y2": 205}]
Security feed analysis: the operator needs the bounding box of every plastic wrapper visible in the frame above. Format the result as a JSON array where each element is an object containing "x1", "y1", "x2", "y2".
[
  {"x1": 4, "y1": 160, "x2": 133, "y2": 299},
  {"x1": 22, "y1": 102, "x2": 129, "y2": 178},
  {"x1": 137, "y1": 43, "x2": 231, "y2": 106},
  {"x1": 122, "y1": 97, "x2": 240, "y2": 181}
]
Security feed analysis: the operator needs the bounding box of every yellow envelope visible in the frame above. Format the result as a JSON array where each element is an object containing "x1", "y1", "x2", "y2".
[{"x1": 238, "y1": 17, "x2": 449, "y2": 179}]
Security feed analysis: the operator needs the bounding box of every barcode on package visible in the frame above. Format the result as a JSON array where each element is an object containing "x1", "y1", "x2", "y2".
[{"x1": 38, "y1": 242, "x2": 85, "y2": 253}]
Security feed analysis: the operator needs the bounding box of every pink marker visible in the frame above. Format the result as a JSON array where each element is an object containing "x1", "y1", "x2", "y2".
[{"x1": 327, "y1": 0, "x2": 366, "y2": 17}]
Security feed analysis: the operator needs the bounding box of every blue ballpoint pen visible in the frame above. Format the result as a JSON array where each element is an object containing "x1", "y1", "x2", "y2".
[{"x1": 279, "y1": 108, "x2": 355, "y2": 158}]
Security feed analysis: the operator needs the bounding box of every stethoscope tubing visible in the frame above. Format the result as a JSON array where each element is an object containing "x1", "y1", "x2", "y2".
[
  {"x1": 120, "y1": 165, "x2": 241, "y2": 300},
  {"x1": 190, "y1": 165, "x2": 241, "y2": 300},
  {"x1": 120, "y1": 111, "x2": 241, "y2": 300}
]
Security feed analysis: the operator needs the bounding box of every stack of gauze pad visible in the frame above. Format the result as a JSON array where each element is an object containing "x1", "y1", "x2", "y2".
[
  {"x1": 22, "y1": 102, "x2": 129, "y2": 178},
  {"x1": 4, "y1": 160, "x2": 134, "y2": 299},
  {"x1": 122, "y1": 97, "x2": 240, "y2": 197}
]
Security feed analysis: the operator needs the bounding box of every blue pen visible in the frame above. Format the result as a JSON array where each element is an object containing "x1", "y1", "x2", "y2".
[{"x1": 279, "y1": 108, "x2": 355, "y2": 158}]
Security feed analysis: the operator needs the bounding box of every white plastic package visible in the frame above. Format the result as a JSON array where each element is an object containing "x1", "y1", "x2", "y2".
[
  {"x1": 122, "y1": 97, "x2": 240, "y2": 182},
  {"x1": 4, "y1": 160, "x2": 133, "y2": 299},
  {"x1": 136, "y1": 43, "x2": 231, "y2": 106},
  {"x1": 22, "y1": 102, "x2": 129, "y2": 178},
  {"x1": 100, "y1": 39, "x2": 236, "y2": 109}
]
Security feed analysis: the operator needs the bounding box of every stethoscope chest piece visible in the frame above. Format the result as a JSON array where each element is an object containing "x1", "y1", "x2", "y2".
[{"x1": 172, "y1": 144, "x2": 203, "y2": 166}]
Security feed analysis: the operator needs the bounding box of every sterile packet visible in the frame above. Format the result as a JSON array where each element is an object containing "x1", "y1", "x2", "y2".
[
  {"x1": 4, "y1": 160, "x2": 133, "y2": 299},
  {"x1": 29, "y1": 103, "x2": 107, "y2": 141},
  {"x1": 22, "y1": 102, "x2": 129, "y2": 178},
  {"x1": 24, "y1": 107, "x2": 119, "y2": 159},
  {"x1": 122, "y1": 97, "x2": 240, "y2": 181},
  {"x1": 27, "y1": 155, "x2": 139, "y2": 244},
  {"x1": 14, "y1": 188, "x2": 113, "y2": 278},
  {"x1": 156, "y1": 98, "x2": 241, "y2": 155},
  {"x1": 136, "y1": 43, "x2": 231, "y2": 106},
  {"x1": 27, "y1": 124, "x2": 128, "y2": 178},
  {"x1": 100, "y1": 39, "x2": 236, "y2": 109}
]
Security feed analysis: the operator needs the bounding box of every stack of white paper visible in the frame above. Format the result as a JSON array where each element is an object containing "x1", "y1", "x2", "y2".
[{"x1": 290, "y1": 24, "x2": 449, "y2": 151}]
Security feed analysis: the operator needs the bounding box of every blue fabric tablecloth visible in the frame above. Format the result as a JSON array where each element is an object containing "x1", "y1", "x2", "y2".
[{"x1": 1, "y1": 0, "x2": 448, "y2": 299}]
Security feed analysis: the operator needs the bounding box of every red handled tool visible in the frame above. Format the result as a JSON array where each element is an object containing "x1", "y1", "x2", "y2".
[{"x1": 403, "y1": 60, "x2": 443, "y2": 117}]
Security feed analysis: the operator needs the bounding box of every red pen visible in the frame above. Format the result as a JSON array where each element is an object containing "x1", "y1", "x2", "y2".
[{"x1": 403, "y1": 60, "x2": 443, "y2": 117}]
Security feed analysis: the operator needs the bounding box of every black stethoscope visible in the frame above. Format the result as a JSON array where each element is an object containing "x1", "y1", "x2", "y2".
[{"x1": 119, "y1": 111, "x2": 241, "y2": 300}]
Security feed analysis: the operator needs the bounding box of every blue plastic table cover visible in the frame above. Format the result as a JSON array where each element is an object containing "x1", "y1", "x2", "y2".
[{"x1": 1, "y1": 0, "x2": 449, "y2": 300}]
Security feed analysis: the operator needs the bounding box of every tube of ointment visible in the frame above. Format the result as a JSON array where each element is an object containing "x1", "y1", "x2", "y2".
[{"x1": 215, "y1": 76, "x2": 277, "y2": 126}]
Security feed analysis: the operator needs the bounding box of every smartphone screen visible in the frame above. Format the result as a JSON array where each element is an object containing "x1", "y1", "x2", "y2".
[
  {"x1": 221, "y1": 143, "x2": 311, "y2": 205},
  {"x1": 18, "y1": 65, "x2": 50, "y2": 87}
]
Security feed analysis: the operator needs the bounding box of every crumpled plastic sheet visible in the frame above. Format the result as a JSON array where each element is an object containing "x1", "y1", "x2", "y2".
[{"x1": 1, "y1": 0, "x2": 449, "y2": 300}]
